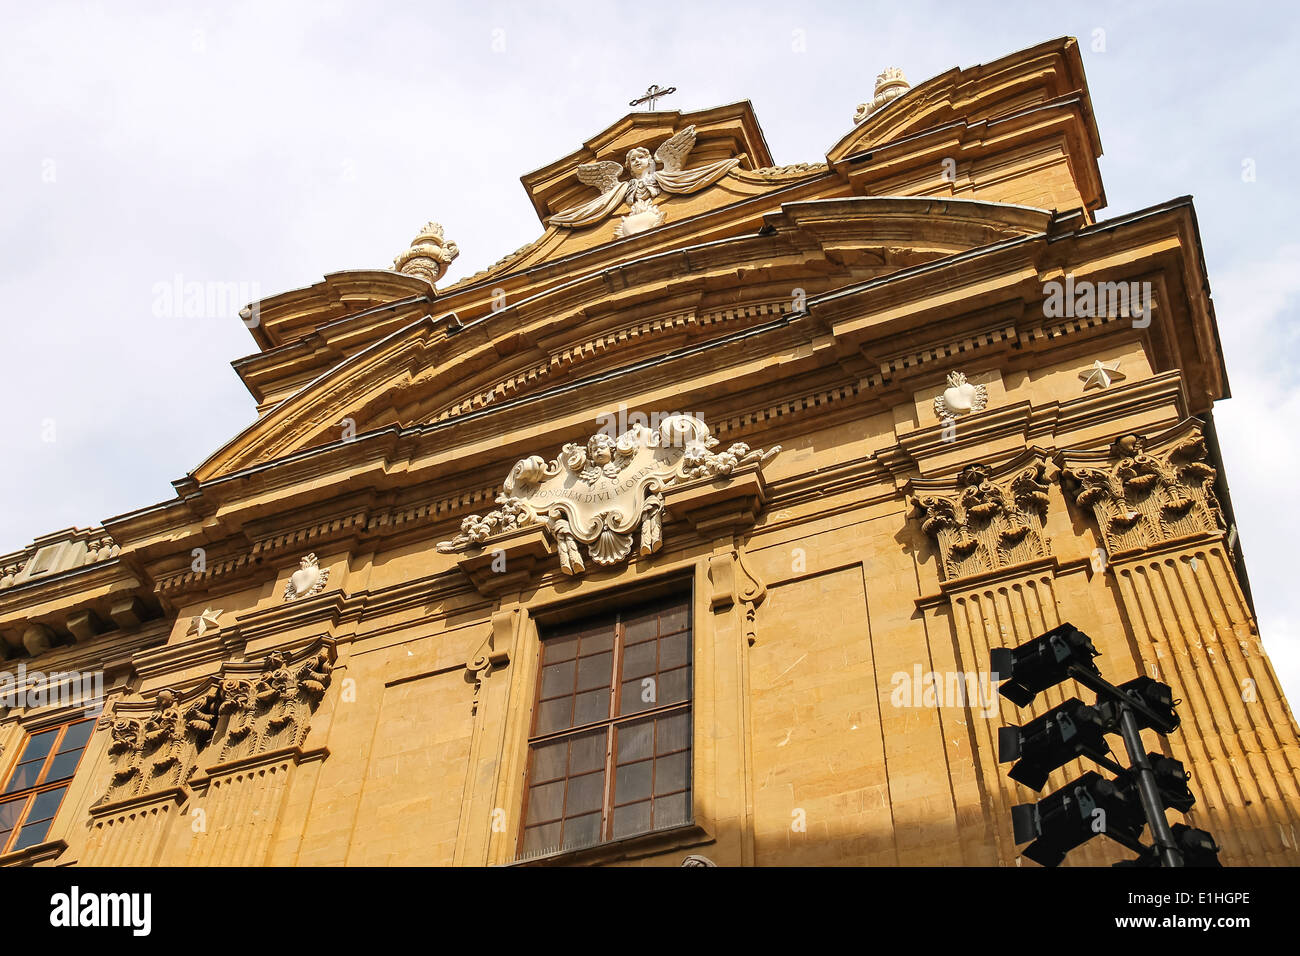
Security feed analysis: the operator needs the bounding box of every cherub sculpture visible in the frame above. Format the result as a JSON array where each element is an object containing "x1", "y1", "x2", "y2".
[{"x1": 548, "y1": 125, "x2": 740, "y2": 236}]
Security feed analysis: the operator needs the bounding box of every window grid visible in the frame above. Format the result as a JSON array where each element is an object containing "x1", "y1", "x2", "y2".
[
  {"x1": 0, "y1": 718, "x2": 94, "y2": 855},
  {"x1": 520, "y1": 598, "x2": 692, "y2": 858}
]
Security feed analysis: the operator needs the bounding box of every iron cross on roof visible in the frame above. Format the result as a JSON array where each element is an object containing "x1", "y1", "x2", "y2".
[{"x1": 629, "y1": 84, "x2": 676, "y2": 111}]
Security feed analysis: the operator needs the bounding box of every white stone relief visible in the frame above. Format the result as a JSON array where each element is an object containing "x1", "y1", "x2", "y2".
[
  {"x1": 548, "y1": 125, "x2": 741, "y2": 237},
  {"x1": 282, "y1": 553, "x2": 329, "y2": 602},
  {"x1": 436, "y1": 415, "x2": 780, "y2": 574},
  {"x1": 854, "y1": 67, "x2": 911, "y2": 124},
  {"x1": 1078, "y1": 359, "x2": 1126, "y2": 391},
  {"x1": 933, "y1": 371, "x2": 989, "y2": 419}
]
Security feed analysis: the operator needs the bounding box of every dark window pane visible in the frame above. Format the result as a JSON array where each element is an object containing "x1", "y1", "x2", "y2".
[
  {"x1": 657, "y1": 711, "x2": 691, "y2": 754},
  {"x1": 576, "y1": 652, "x2": 612, "y2": 691},
  {"x1": 12, "y1": 817, "x2": 52, "y2": 852},
  {"x1": 621, "y1": 641, "x2": 656, "y2": 681},
  {"x1": 25, "y1": 786, "x2": 66, "y2": 825},
  {"x1": 523, "y1": 595, "x2": 693, "y2": 860},
  {"x1": 655, "y1": 791, "x2": 690, "y2": 829},
  {"x1": 56, "y1": 721, "x2": 94, "y2": 754},
  {"x1": 540, "y1": 660, "x2": 575, "y2": 698},
  {"x1": 573, "y1": 689, "x2": 609, "y2": 726},
  {"x1": 544, "y1": 635, "x2": 578, "y2": 663},
  {"x1": 17, "y1": 729, "x2": 58, "y2": 766},
  {"x1": 623, "y1": 609, "x2": 658, "y2": 644},
  {"x1": 655, "y1": 752, "x2": 688, "y2": 795},
  {"x1": 612, "y1": 800, "x2": 651, "y2": 838},
  {"x1": 661, "y1": 604, "x2": 689, "y2": 634},
  {"x1": 534, "y1": 698, "x2": 572, "y2": 735},
  {"x1": 45, "y1": 750, "x2": 83, "y2": 784},
  {"x1": 615, "y1": 760, "x2": 652, "y2": 805},
  {"x1": 620, "y1": 678, "x2": 654, "y2": 716},
  {"x1": 578, "y1": 627, "x2": 613, "y2": 656},
  {"x1": 563, "y1": 811, "x2": 602, "y2": 849},
  {"x1": 530, "y1": 740, "x2": 568, "y2": 783},
  {"x1": 617, "y1": 721, "x2": 654, "y2": 764},
  {"x1": 568, "y1": 731, "x2": 606, "y2": 775},
  {"x1": 657, "y1": 667, "x2": 690, "y2": 706},
  {"x1": 4, "y1": 761, "x2": 43, "y2": 795},
  {"x1": 522, "y1": 822, "x2": 562, "y2": 856},
  {"x1": 565, "y1": 771, "x2": 605, "y2": 816},
  {"x1": 0, "y1": 797, "x2": 25, "y2": 849},
  {"x1": 659, "y1": 632, "x2": 689, "y2": 670},
  {"x1": 525, "y1": 781, "x2": 565, "y2": 825}
]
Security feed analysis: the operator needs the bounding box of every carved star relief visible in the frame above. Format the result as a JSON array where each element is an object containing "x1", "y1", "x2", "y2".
[
  {"x1": 191, "y1": 607, "x2": 223, "y2": 637},
  {"x1": 1079, "y1": 359, "x2": 1126, "y2": 391}
]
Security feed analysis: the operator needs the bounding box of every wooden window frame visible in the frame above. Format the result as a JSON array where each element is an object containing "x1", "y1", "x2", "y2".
[
  {"x1": 517, "y1": 593, "x2": 693, "y2": 859},
  {"x1": 0, "y1": 716, "x2": 95, "y2": 856}
]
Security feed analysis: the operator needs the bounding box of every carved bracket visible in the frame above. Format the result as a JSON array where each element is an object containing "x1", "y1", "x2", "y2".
[
  {"x1": 707, "y1": 548, "x2": 767, "y2": 646},
  {"x1": 466, "y1": 611, "x2": 516, "y2": 715}
]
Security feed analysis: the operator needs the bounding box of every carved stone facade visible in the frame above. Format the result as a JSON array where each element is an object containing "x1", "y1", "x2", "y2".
[
  {"x1": 1060, "y1": 423, "x2": 1225, "y2": 558},
  {"x1": 855, "y1": 66, "x2": 911, "y2": 123},
  {"x1": 2, "y1": 38, "x2": 1297, "y2": 870},
  {"x1": 91, "y1": 641, "x2": 334, "y2": 812},
  {"x1": 93, "y1": 685, "x2": 219, "y2": 808},
  {"x1": 393, "y1": 221, "x2": 459, "y2": 286},
  {"x1": 910, "y1": 454, "x2": 1053, "y2": 581},
  {"x1": 436, "y1": 415, "x2": 779, "y2": 576}
]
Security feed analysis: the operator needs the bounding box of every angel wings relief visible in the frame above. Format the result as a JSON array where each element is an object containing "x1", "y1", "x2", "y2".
[
  {"x1": 548, "y1": 125, "x2": 740, "y2": 237},
  {"x1": 436, "y1": 415, "x2": 779, "y2": 574}
]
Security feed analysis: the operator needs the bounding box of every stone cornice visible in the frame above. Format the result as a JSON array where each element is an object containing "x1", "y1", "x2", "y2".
[
  {"x1": 10, "y1": 197, "x2": 1219, "y2": 621},
  {"x1": 110, "y1": 304, "x2": 1190, "y2": 606}
]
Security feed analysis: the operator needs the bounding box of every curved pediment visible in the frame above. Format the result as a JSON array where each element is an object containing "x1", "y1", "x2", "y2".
[
  {"x1": 193, "y1": 196, "x2": 1054, "y2": 482},
  {"x1": 826, "y1": 36, "x2": 1097, "y2": 165}
]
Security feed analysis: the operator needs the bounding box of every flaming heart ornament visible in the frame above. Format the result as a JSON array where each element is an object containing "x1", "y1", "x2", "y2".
[
  {"x1": 934, "y1": 371, "x2": 989, "y2": 419},
  {"x1": 283, "y1": 553, "x2": 329, "y2": 602}
]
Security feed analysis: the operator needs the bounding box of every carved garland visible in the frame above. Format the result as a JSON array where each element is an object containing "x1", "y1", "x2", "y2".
[{"x1": 92, "y1": 640, "x2": 335, "y2": 809}]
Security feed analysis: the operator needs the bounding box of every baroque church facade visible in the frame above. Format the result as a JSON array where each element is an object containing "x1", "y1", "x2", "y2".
[{"x1": 1, "y1": 36, "x2": 1297, "y2": 866}]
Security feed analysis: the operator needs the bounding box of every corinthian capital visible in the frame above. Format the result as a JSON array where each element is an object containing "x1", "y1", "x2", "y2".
[
  {"x1": 1058, "y1": 420, "x2": 1225, "y2": 558},
  {"x1": 908, "y1": 451, "x2": 1054, "y2": 583}
]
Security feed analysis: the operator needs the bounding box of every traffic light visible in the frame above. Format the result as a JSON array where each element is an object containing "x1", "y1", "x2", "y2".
[
  {"x1": 990, "y1": 623, "x2": 1100, "y2": 707},
  {"x1": 994, "y1": 623, "x2": 1220, "y2": 867},
  {"x1": 1114, "y1": 824, "x2": 1222, "y2": 867},
  {"x1": 1115, "y1": 676, "x2": 1180, "y2": 733},
  {"x1": 1171, "y1": 824, "x2": 1222, "y2": 866},
  {"x1": 1119, "y1": 753, "x2": 1195, "y2": 814},
  {"x1": 1011, "y1": 771, "x2": 1146, "y2": 868},
  {"x1": 1011, "y1": 756, "x2": 1194, "y2": 867},
  {"x1": 998, "y1": 697, "x2": 1112, "y2": 791}
]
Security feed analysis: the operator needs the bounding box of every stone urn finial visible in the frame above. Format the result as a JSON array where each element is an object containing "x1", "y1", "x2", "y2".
[
  {"x1": 854, "y1": 66, "x2": 911, "y2": 124},
  {"x1": 393, "y1": 221, "x2": 459, "y2": 286}
]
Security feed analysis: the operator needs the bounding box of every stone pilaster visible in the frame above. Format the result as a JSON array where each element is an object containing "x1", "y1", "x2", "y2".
[{"x1": 1061, "y1": 420, "x2": 1300, "y2": 865}]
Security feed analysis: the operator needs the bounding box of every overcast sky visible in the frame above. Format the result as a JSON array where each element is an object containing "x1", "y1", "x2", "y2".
[{"x1": 2, "y1": 1, "x2": 1298, "y2": 701}]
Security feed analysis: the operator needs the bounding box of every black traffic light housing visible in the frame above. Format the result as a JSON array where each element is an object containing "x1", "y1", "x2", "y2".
[
  {"x1": 991, "y1": 623, "x2": 1100, "y2": 707},
  {"x1": 1011, "y1": 771, "x2": 1146, "y2": 868},
  {"x1": 998, "y1": 697, "x2": 1113, "y2": 791},
  {"x1": 993, "y1": 623, "x2": 1218, "y2": 867}
]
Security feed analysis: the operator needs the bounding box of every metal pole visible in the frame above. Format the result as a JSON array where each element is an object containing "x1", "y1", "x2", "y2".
[{"x1": 1117, "y1": 703, "x2": 1182, "y2": 867}]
